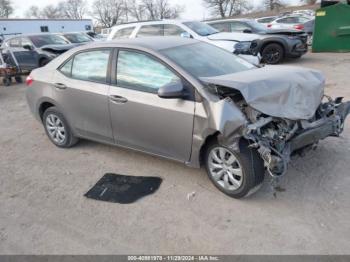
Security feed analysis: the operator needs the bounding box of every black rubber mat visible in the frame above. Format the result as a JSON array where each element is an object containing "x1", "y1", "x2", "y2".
[{"x1": 84, "y1": 173, "x2": 162, "y2": 204}]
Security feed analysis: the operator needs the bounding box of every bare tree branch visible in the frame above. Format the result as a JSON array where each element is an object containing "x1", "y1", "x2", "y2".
[
  {"x1": 91, "y1": 0, "x2": 125, "y2": 28},
  {"x1": 0, "y1": 0, "x2": 13, "y2": 18}
]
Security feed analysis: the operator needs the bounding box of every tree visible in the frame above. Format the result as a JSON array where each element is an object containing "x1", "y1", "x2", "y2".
[
  {"x1": 141, "y1": 0, "x2": 183, "y2": 20},
  {"x1": 301, "y1": 0, "x2": 317, "y2": 4},
  {"x1": 203, "y1": 0, "x2": 249, "y2": 18},
  {"x1": 91, "y1": 0, "x2": 125, "y2": 27},
  {"x1": 40, "y1": 4, "x2": 62, "y2": 19},
  {"x1": 58, "y1": 0, "x2": 87, "y2": 19},
  {"x1": 125, "y1": 0, "x2": 147, "y2": 21},
  {"x1": 264, "y1": 0, "x2": 284, "y2": 11},
  {"x1": 0, "y1": 0, "x2": 13, "y2": 18},
  {"x1": 25, "y1": 5, "x2": 41, "y2": 18}
]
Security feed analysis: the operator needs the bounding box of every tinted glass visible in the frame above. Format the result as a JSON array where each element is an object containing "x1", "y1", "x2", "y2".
[
  {"x1": 183, "y1": 21, "x2": 218, "y2": 36},
  {"x1": 230, "y1": 22, "x2": 251, "y2": 32},
  {"x1": 59, "y1": 59, "x2": 73, "y2": 76},
  {"x1": 113, "y1": 27, "x2": 135, "y2": 39},
  {"x1": 63, "y1": 33, "x2": 92, "y2": 43},
  {"x1": 209, "y1": 23, "x2": 230, "y2": 32},
  {"x1": 21, "y1": 37, "x2": 32, "y2": 47},
  {"x1": 277, "y1": 17, "x2": 298, "y2": 24},
  {"x1": 29, "y1": 35, "x2": 68, "y2": 48},
  {"x1": 9, "y1": 38, "x2": 20, "y2": 47},
  {"x1": 72, "y1": 50, "x2": 110, "y2": 83},
  {"x1": 163, "y1": 24, "x2": 186, "y2": 36},
  {"x1": 161, "y1": 42, "x2": 255, "y2": 78},
  {"x1": 117, "y1": 50, "x2": 180, "y2": 93},
  {"x1": 137, "y1": 25, "x2": 164, "y2": 37},
  {"x1": 257, "y1": 17, "x2": 276, "y2": 23}
]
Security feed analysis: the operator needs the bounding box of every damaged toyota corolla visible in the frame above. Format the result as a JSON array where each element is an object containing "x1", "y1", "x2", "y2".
[{"x1": 26, "y1": 37, "x2": 350, "y2": 198}]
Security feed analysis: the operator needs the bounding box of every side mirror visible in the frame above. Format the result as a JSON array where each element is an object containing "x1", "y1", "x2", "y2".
[
  {"x1": 180, "y1": 32, "x2": 192, "y2": 38},
  {"x1": 158, "y1": 81, "x2": 184, "y2": 99},
  {"x1": 243, "y1": 29, "x2": 253, "y2": 33},
  {"x1": 23, "y1": 44, "x2": 33, "y2": 50}
]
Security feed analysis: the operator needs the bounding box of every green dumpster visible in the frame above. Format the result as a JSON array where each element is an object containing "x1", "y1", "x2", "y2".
[{"x1": 312, "y1": 3, "x2": 350, "y2": 52}]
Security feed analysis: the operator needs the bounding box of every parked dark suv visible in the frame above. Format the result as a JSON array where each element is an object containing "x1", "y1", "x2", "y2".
[
  {"x1": 1, "y1": 34, "x2": 78, "y2": 71},
  {"x1": 207, "y1": 18, "x2": 309, "y2": 64}
]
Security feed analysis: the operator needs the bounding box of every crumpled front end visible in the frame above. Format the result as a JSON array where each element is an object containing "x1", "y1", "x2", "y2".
[
  {"x1": 196, "y1": 66, "x2": 349, "y2": 181},
  {"x1": 243, "y1": 96, "x2": 350, "y2": 177}
]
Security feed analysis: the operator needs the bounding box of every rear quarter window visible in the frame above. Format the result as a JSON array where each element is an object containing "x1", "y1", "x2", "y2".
[{"x1": 113, "y1": 27, "x2": 135, "y2": 39}]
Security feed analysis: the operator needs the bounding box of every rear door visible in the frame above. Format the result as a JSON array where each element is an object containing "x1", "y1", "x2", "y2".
[
  {"x1": 108, "y1": 49, "x2": 195, "y2": 162},
  {"x1": 53, "y1": 48, "x2": 114, "y2": 144}
]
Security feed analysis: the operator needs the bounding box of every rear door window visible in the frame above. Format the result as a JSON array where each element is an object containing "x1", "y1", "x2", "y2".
[
  {"x1": 66, "y1": 49, "x2": 111, "y2": 83},
  {"x1": 137, "y1": 25, "x2": 164, "y2": 37}
]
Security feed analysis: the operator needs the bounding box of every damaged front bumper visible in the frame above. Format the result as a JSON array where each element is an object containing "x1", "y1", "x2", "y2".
[{"x1": 245, "y1": 98, "x2": 350, "y2": 178}]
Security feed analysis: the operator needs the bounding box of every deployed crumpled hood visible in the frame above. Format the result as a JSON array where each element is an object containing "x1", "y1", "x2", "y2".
[
  {"x1": 201, "y1": 66, "x2": 325, "y2": 120},
  {"x1": 207, "y1": 32, "x2": 261, "y2": 42}
]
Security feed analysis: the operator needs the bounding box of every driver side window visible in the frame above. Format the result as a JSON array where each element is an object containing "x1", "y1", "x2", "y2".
[{"x1": 116, "y1": 50, "x2": 180, "y2": 93}]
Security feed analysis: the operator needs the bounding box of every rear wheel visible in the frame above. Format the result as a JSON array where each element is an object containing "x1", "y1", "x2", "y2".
[
  {"x1": 2, "y1": 77, "x2": 11, "y2": 86},
  {"x1": 261, "y1": 43, "x2": 284, "y2": 64},
  {"x1": 43, "y1": 107, "x2": 78, "y2": 148},
  {"x1": 204, "y1": 139, "x2": 265, "y2": 198}
]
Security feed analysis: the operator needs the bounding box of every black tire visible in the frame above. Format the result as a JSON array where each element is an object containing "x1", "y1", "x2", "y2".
[
  {"x1": 42, "y1": 107, "x2": 78, "y2": 148},
  {"x1": 15, "y1": 76, "x2": 23, "y2": 83},
  {"x1": 261, "y1": 43, "x2": 284, "y2": 64},
  {"x1": 39, "y1": 58, "x2": 50, "y2": 67},
  {"x1": 2, "y1": 77, "x2": 11, "y2": 86},
  {"x1": 204, "y1": 139, "x2": 265, "y2": 199}
]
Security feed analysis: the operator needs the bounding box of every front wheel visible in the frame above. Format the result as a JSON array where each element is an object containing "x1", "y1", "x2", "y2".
[
  {"x1": 204, "y1": 140, "x2": 265, "y2": 198},
  {"x1": 261, "y1": 43, "x2": 284, "y2": 64}
]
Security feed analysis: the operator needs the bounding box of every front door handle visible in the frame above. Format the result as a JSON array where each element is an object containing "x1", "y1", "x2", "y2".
[
  {"x1": 54, "y1": 83, "x2": 67, "y2": 90},
  {"x1": 109, "y1": 95, "x2": 128, "y2": 104}
]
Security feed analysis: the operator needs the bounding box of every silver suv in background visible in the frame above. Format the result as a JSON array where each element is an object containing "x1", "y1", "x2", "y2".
[{"x1": 25, "y1": 37, "x2": 349, "y2": 198}]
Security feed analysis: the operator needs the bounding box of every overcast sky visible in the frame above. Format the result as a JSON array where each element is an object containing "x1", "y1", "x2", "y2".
[{"x1": 11, "y1": 0, "x2": 301, "y2": 20}]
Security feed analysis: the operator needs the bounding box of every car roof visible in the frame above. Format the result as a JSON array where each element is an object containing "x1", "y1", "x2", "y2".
[
  {"x1": 77, "y1": 36, "x2": 201, "y2": 51},
  {"x1": 5, "y1": 33, "x2": 59, "y2": 40},
  {"x1": 110, "y1": 19, "x2": 194, "y2": 30},
  {"x1": 207, "y1": 18, "x2": 253, "y2": 23}
]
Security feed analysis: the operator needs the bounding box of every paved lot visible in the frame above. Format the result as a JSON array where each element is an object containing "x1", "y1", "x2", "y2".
[{"x1": 0, "y1": 52, "x2": 349, "y2": 255}]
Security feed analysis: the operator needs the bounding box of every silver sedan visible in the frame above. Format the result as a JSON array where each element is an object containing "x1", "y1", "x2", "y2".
[{"x1": 25, "y1": 37, "x2": 350, "y2": 198}]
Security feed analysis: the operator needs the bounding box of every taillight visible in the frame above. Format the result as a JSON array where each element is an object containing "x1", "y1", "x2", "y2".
[
  {"x1": 26, "y1": 75, "x2": 33, "y2": 86},
  {"x1": 294, "y1": 24, "x2": 304, "y2": 30}
]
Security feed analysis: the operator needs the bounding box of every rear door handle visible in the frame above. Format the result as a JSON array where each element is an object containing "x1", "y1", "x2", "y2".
[
  {"x1": 109, "y1": 95, "x2": 128, "y2": 104},
  {"x1": 54, "y1": 83, "x2": 67, "y2": 90}
]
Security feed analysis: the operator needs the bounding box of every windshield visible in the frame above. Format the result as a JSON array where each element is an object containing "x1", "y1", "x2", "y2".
[
  {"x1": 161, "y1": 42, "x2": 255, "y2": 78},
  {"x1": 183, "y1": 21, "x2": 219, "y2": 36},
  {"x1": 29, "y1": 34, "x2": 69, "y2": 47},
  {"x1": 63, "y1": 33, "x2": 92, "y2": 43}
]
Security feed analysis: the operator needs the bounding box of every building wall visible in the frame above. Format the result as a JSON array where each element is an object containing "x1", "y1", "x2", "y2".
[{"x1": 0, "y1": 19, "x2": 93, "y2": 38}]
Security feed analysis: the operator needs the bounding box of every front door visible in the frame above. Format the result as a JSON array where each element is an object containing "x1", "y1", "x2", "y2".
[{"x1": 109, "y1": 49, "x2": 195, "y2": 162}]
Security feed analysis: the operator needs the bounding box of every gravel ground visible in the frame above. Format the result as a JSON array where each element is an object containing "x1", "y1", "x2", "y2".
[{"x1": 0, "y1": 52, "x2": 349, "y2": 255}]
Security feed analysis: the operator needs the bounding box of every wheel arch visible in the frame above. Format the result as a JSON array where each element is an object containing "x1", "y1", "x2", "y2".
[{"x1": 260, "y1": 40, "x2": 287, "y2": 56}]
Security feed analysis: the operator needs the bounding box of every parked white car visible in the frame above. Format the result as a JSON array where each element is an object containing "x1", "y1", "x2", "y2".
[
  {"x1": 267, "y1": 15, "x2": 313, "y2": 31},
  {"x1": 107, "y1": 20, "x2": 260, "y2": 64}
]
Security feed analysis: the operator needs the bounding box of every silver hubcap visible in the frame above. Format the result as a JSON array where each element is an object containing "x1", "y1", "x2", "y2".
[
  {"x1": 208, "y1": 147, "x2": 243, "y2": 191},
  {"x1": 46, "y1": 114, "x2": 66, "y2": 144}
]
